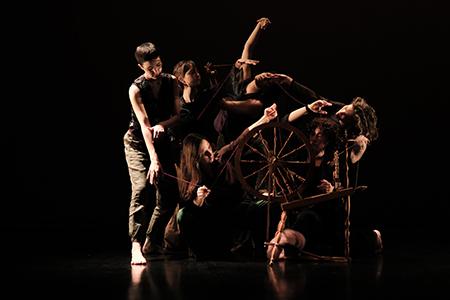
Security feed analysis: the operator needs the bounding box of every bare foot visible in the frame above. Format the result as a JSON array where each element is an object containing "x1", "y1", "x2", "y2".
[{"x1": 131, "y1": 241, "x2": 147, "y2": 265}]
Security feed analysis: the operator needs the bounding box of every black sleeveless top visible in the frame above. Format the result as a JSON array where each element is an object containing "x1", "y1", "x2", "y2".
[{"x1": 128, "y1": 73, "x2": 177, "y2": 140}]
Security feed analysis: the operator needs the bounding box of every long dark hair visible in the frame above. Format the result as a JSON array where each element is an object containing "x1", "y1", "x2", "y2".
[
  {"x1": 348, "y1": 97, "x2": 379, "y2": 141},
  {"x1": 176, "y1": 133, "x2": 206, "y2": 202},
  {"x1": 308, "y1": 117, "x2": 342, "y2": 162}
]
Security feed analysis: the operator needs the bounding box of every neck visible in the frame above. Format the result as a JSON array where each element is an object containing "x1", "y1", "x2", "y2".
[{"x1": 183, "y1": 86, "x2": 197, "y2": 103}]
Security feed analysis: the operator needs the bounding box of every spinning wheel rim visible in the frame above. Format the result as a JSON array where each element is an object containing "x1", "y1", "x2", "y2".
[{"x1": 234, "y1": 121, "x2": 314, "y2": 202}]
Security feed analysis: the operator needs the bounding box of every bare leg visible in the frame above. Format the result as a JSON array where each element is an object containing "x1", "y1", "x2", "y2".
[
  {"x1": 130, "y1": 265, "x2": 146, "y2": 284},
  {"x1": 131, "y1": 241, "x2": 147, "y2": 265}
]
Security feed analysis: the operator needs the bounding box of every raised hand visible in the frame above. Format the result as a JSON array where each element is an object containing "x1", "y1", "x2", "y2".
[
  {"x1": 264, "y1": 103, "x2": 278, "y2": 121},
  {"x1": 257, "y1": 17, "x2": 271, "y2": 30},
  {"x1": 194, "y1": 185, "x2": 211, "y2": 207}
]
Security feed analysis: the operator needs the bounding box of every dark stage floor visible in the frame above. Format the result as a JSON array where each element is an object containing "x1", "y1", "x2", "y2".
[{"x1": 6, "y1": 227, "x2": 450, "y2": 300}]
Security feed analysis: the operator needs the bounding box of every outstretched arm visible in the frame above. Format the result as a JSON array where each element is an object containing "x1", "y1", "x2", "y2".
[
  {"x1": 236, "y1": 17, "x2": 271, "y2": 81},
  {"x1": 286, "y1": 99, "x2": 333, "y2": 122},
  {"x1": 248, "y1": 102, "x2": 278, "y2": 131},
  {"x1": 215, "y1": 103, "x2": 278, "y2": 162}
]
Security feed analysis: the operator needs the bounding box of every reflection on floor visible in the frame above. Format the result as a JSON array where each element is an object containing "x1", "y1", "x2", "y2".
[{"x1": 6, "y1": 227, "x2": 450, "y2": 300}]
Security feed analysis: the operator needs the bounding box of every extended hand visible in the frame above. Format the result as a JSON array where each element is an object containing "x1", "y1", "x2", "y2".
[
  {"x1": 235, "y1": 58, "x2": 260, "y2": 69},
  {"x1": 308, "y1": 99, "x2": 333, "y2": 114}
]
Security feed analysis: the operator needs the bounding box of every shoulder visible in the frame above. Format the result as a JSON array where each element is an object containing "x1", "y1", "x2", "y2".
[
  {"x1": 133, "y1": 74, "x2": 146, "y2": 85},
  {"x1": 131, "y1": 75, "x2": 147, "y2": 91},
  {"x1": 129, "y1": 83, "x2": 140, "y2": 96}
]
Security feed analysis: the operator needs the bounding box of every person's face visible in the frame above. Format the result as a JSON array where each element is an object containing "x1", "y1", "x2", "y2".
[
  {"x1": 309, "y1": 127, "x2": 327, "y2": 154},
  {"x1": 140, "y1": 57, "x2": 162, "y2": 79},
  {"x1": 198, "y1": 139, "x2": 215, "y2": 171},
  {"x1": 183, "y1": 66, "x2": 201, "y2": 87},
  {"x1": 335, "y1": 104, "x2": 355, "y2": 123}
]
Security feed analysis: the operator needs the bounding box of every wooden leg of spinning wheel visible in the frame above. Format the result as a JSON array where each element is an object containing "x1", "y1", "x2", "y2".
[
  {"x1": 343, "y1": 194, "x2": 351, "y2": 260},
  {"x1": 269, "y1": 211, "x2": 287, "y2": 266}
]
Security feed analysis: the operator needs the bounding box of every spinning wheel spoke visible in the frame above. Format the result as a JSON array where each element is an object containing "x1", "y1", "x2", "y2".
[
  {"x1": 243, "y1": 163, "x2": 270, "y2": 180},
  {"x1": 257, "y1": 131, "x2": 271, "y2": 155},
  {"x1": 256, "y1": 169, "x2": 271, "y2": 191},
  {"x1": 243, "y1": 141, "x2": 267, "y2": 160},
  {"x1": 277, "y1": 131, "x2": 294, "y2": 158},
  {"x1": 275, "y1": 166, "x2": 295, "y2": 194},
  {"x1": 278, "y1": 159, "x2": 309, "y2": 165},
  {"x1": 279, "y1": 144, "x2": 307, "y2": 160},
  {"x1": 282, "y1": 166, "x2": 307, "y2": 183}
]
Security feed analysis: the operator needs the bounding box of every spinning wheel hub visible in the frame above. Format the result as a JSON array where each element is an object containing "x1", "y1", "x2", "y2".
[{"x1": 269, "y1": 155, "x2": 277, "y2": 164}]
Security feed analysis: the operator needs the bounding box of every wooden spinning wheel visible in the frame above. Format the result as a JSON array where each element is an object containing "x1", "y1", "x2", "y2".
[
  {"x1": 233, "y1": 121, "x2": 366, "y2": 265},
  {"x1": 234, "y1": 121, "x2": 314, "y2": 203}
]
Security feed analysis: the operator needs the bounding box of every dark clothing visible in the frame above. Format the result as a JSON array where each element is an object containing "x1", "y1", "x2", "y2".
[
  {"x1": 176, "y1": 160, "x2": 246, "y2": 259},
  {"x1": 278, "y1": 84, "x2": 349, "y2": 256},
  {"x1": 220, "y1": 65, "x2": 249, "y2": 99},
  {"x1": 124, "y1": 73, "x2": 180, "y2": 248},
  {"x1": 281, "y1": 80, "x2": 346, "y2": 140},
  {"x1": 288, "y1": 162, "x2": 344, "y2": 256},
  {"x1": 176, "y1": 131, "x2": 268, "y2": 259},
  {"x1": 216, "y1": 66, "x2": 270, "y2": 144},
  {"x1": 124, "y1": 131, "x2": 179, "y2": 243},
  {"x1": 288, "y1": 80, "x2": 322, "y2": 103},
  {"x1": 220, "y1": 78, "x2": 326, "y2": 144},
  {"x1": 128, "y1": 73, "x2": 177, "y2": 141},
  {"x1": 169, "y1": 88, "x2": 220, "y2": 148}
]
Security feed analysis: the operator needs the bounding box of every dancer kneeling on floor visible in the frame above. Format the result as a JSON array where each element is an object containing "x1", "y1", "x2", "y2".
[{"x1": 176, "y1": 104, "x2": 278, "y2": 259}]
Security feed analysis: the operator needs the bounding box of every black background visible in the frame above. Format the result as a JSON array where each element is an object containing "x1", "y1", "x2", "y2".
[{"x1": 7, "y1": 0, "x2": 449, "y2": 250}]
